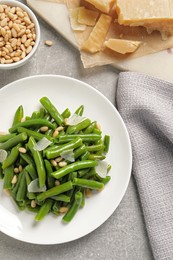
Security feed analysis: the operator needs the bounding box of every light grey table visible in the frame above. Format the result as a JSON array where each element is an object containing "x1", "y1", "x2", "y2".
[{"x1": 0, "y1": 1, "x2": 153, "y2": 259}]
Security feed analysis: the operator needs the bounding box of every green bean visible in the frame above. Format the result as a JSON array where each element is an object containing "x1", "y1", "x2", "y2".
[
  {"x1": 44, "y1": 159, "x2": 55, "y2": 189},
  {"x1": 0, "y1": 133, "x2": 27, "y2": 150},
  {"x1": 45, "y1": 121, "x2": 57, "y2": 137},
  {"x1": 80, "y1": 189, "x2": 85, "y2": 208},
  {"x1": 37, "y1": 181, "x2": 73, "y2": 202},
  {"x1": 101, "y1": 175, "x2": 111, "y2": 185},
  {"x1": 51, "y1": 194, "x2": 70, "y2": 202},
  {"x1": 75, "y1": 105, "x2": 84, "y2": 116},
  {"x1": 28, "y1": 136, "x2": 46, "y2": 188},
  {"x1": 45, "y1": 137, "x2": 83, "y2": 159},
  {"x1": 104, "y1": 135, "x2": 110, "y2": 153},
  {"x1": 62, "y1": 191, "x2": 82, "y2": 223},
  {"x1": 86, "y1": 143, "x2": 104, "y2": 152},
  {"x1": 0, "y1": 164, "x2": 3, "y2": 179},
  {"x1": 12, "y1": 105, "x2": 24, "y2": 126},
  {"x1": 73, "y1": 177, "x2": 104, "y2": 190},
  {"x1": 27, "y1": 205, "x2": 40, "y2": 213},
  {"x1": 0, "y1": 133, "x2": 16, "y2": 143},
  {"x1": 67, "y1": 118, "x2": 91, "y2": 134},
  {"x1": 9, "y1": 119, "x2": 56, "y2": 133},
  {"x1": 25, "y1": 171, "x2": 36, "y2": 200},
  {"x1": 16, "y1": 170, "x2": 27, "y2": 202},
  {"x1": 25, "y1": 164, "x2": 38, "y2": 180},
  {"x1": 82, "y1": 167, "x2": 96, "y2": 179},
  {"x1": 88, "y1": 154, "x2": 106, "y2": 160},
  {"x1": 39, "y1": 107, "x2": 46, "y2": 118},
  {"x1": 20, "y1": 153, "x2": 35, "y2": 167},
  {"x1": 78, "y1": 168, "x2": 90, "y2": 177},
  {"x1": 52, "y1": 201, "x2": 60, "y2": 215},
  {"x1": 35, "y1": 199, "x2": 53, "y2": 221},
  {"x1": 2, "y1": 143, "x2": 21, "y2": 169},
  {"x1": 3, "y1": 165, "x2": 14, "y2": 189},
  {"x1": 61, "y1": 108, "x2": 71, "y2": 119},
  {"x1": 80, "y1": 151, "x2": 89, "y2": 160},
  {"x1": 40, "y1": 97, "x2": 64, "y2": 126},
  {"x1": 31, "y1": 111, "x2": 40, "y2": 119},
  {"x1": 83, "y1": 121, "x2": 96, "y2": 134},
  {"x1": 73, "y1": 144, "x2": 87, "y2": 159},
  {"x1": 51, "y1": 160, "x2": 98, "y2": 179},
  {"x1": 17, "y1": 126, "x2": 53, "y2": 142},
  {"x1": 58, "y1": 134, "x2": 101, "y2": 143}
]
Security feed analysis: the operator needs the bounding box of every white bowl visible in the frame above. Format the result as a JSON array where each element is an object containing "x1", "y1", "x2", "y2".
[{"x1": 0, "y1": 0, "x2": 40, "y2": 69}]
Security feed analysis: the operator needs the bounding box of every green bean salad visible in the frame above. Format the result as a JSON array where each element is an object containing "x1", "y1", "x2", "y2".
[{"x1": 0, "y1": 97, "x2": 111, "y2": 223}]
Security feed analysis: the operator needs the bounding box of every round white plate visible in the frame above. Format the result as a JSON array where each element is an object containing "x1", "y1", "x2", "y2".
[{"x1": 0, "y1": 75, "x2": 132, "y2": 244}]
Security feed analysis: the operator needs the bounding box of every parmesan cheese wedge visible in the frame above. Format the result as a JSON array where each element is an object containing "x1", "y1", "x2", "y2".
[
  {"x1": 115, "y1": 0, "x2": 173, "y2": 36},
  {"x1": 78, "y1": 6, "x2": 99, "y2": 26},
  {"x1": 69, "y1": 7, "x2": 86, "y2": 31},
  {"x1": 104, "y1": 38, "x2": 141, "y2": 54},
  {"x1": 85, "y1": 0, "x2": 115, "y2": 13},
  {"x1": 81, "y1": 14, "x2": 112, "y2": 53}
]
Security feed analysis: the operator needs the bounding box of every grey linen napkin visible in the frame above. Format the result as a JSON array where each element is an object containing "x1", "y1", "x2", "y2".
[{"x1": 116, "y1": 72, "x2": 173, "y2": 260}]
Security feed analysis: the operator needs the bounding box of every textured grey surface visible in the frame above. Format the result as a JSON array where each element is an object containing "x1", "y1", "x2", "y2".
[{"x1": 0, "y1": 1, "x2": 153, "y2": 259}]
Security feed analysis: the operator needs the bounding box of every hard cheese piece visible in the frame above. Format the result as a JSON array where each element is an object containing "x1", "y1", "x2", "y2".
[
  {"x1": 78, "y1": 6, "x2": 99, "y2": 26},
  {"x1": 81, "y1": 14, "x2": 112, "y2": 53},
  {"x1": 104, "y1": 38, "x2": 141, "y2": 54},
  {"x1": 69, "y1": 7, "x2": 86, "y2": 31},
  {"x1": 115, "y1": 0, "x2": 173, "y2": 37},
  {"x1": 85, "y1": 0, "x2": 115, "y2": 13}
]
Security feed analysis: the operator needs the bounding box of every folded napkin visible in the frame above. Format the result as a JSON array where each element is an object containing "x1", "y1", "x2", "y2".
[{"x1": 116, "y1": 72, "x2": 173, "y2": 260}]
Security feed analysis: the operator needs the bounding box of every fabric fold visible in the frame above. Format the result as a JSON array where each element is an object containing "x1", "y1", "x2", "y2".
[{"x1": 116, "y1": 72, "x2": 173, "y2": 260}]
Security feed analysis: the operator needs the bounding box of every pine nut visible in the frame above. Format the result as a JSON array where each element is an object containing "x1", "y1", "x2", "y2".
[
  {"x1": 10, "y1": 7, "x2": 16, "y2": 14},
  {"x1": 21, "y1": 34, "x2": 27, "y2": 43},
  {"x1": 11, "y1": 38, "x2": 17, "y2": 47},
  {"x1": 26, "y1": 45, "x2": 32, "y2": 54},
  {"x1": 40, "y1": 126, "x2": 48, "y2": 132},
  {"x1": 17, "y1": 11, "x2": 24, "y2": 18},
  {"x1": 59, "y1": 207, "x2": 68, "y2": 214},
  {"x1": 8, "y1": 12, "x2": 14, "y2": 19},
  {"x1": 4, "y1": 59, "x2": 13, "y2": 64},
  {"x1": 59, "y1": 161, "x2": 67, "y2": 167},
  {"x1": 23, "y1": 16, "x2": 31, "y2": 25},
  {"x1": 45, "y1": 40, "x2": 53, "y2": 46},
  {"x1": 13, "y1": 23, "x2": 20, "y2": 32},
  {"x1": 55, "y1": 180, "x2": 60, "y2": 186},
  {"x1": 0, "y1": 57, "x2": 5, "y2": 63},
  {"x1": 24, "y1": 39, "x2": 31, "y2": 47},
  {"x1": 0, "y1": 4, "x2": 36, "y2": 65},
  {"x1": 14, "y1": 167, "x2": 19, "y2": 174},
  {"x1": 53, "y1": 130, "x2": 59, "y2": 138},
  {"x1": 31, "y1": 200, "x2": 36, "y2": 208},
  {"x1": 55, "y1": 157, "x2": 63, "y2": 163},
  {"x1": 27, "y1": 23, "x2": 35, "y2": 29},
  {"x1": 1, "y1": 18, "x2": 7, "y2": 27},
  {"x1": 1, "y1": 27, "x2": 6, "y2": 36},
  {"x1": 11, "y1": 175, "x2": 17, "y2": 184},
  {"x1": 50, "y1": 159, "x2": 58, "y2": 167},
  {"x1": 0, "y1": 5, "x2": 4, "y2": 13},
  {"x1": 18, "y1": 165, "x2": 23, "y2": 172},
  {"x1": 85, "y1": 188, "x2": 92, "y2": 198},
  {"x1": 56, "y1": 126, "x2": 64, "y2": 131},
  {"x1": 19, "y1": 147, "x2": 27, "y2": 153},
  {"x1": 21, "y1": 51, "x2": 26, "y2": 59}
]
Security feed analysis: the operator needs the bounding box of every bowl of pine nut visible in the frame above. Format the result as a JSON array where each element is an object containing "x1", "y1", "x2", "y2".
[{"x1": 0, "y1": 0, "x2": 40, "y2": 69}]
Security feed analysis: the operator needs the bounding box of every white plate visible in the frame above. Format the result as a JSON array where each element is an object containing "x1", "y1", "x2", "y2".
[
  {"x1": 0, "y1": 75, "x2": 132, "y2": 244},
  {"x1": 26, "y1": 0, "x2": 173, "y2": 83}
]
